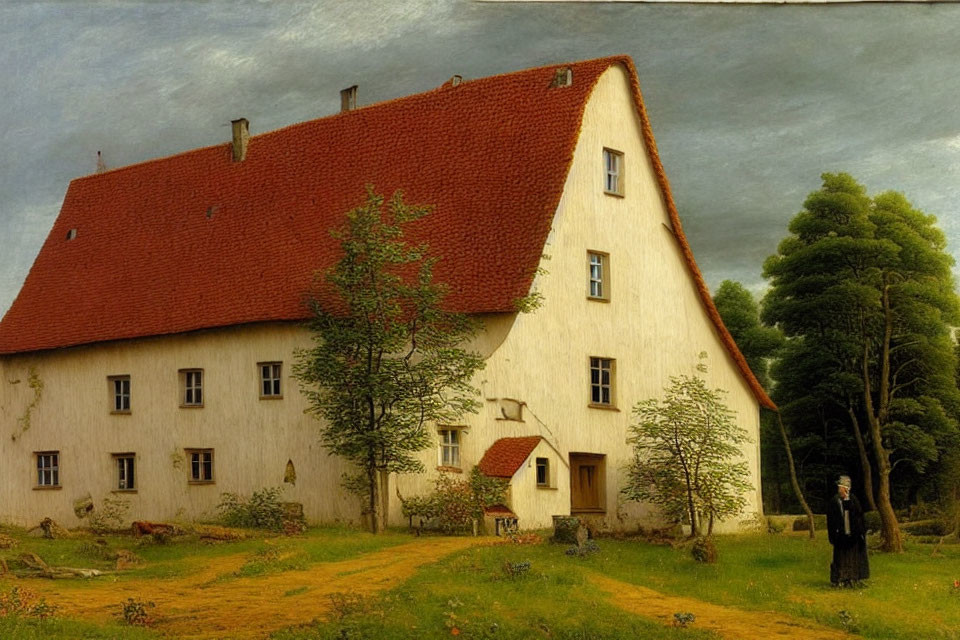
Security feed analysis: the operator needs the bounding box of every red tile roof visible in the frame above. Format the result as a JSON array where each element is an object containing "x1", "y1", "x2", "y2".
[
  {"x1": 0, "y1": 56, "x2": 774, "y2": 410},
  {"x1": 478, "y1": 436, "x2": 543, "y2": 478}
]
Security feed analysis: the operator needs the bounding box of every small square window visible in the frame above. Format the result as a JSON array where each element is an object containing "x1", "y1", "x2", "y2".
[
  {"x1": 180, "y1": 369, "x2": 204, "y2": 407},
  {"x1": 259, "y1": 362, "x2": 282, "y2": 398},
  {"x1": 108, "y1": 375, "x2": 131, "y2": 413},
  {"x1": 587, "y1": 251, "x2": 610, "y2": 301},
  {"x1": 35, "y1": 451, "x2": 60, "y2": 488},
  {"x1": 536, "y1": 457, "x2": 550, "y2": 487},
  {"x1": 589, "y1": 357, "x2": 616, "y2": 408},
  {"x1": 438, "y1": 428, "x2": 462, "y2": 469},
  {"x1": 113, "y1": 453, "x2": 136, "y2": 491},
  {"x1": 603, "y1": 148, "x2": 624, "y2": 196},
  {"x1": 186, "y1": 448, "x2": 214, "y2": 483}
]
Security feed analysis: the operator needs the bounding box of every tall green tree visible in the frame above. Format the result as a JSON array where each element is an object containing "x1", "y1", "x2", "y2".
[
  {"x1": 623, "y1": 356, "x2": 753, "y2": 537},
  {"x1": 295, "y1": 188, "x2": 486, "y2": 533},
  {"x1": 763, "y1": 173, "x2": 960, "y2": 552},
  {"x1": 713, "y1": 282, "x2": 816, "y2": 536}
]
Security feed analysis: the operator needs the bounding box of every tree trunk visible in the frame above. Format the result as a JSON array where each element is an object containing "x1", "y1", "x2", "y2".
[
  {"x1": 861, "y1": 304, "x2": 904, "y2": 552},
  {"x1": 367, "y1": 466, "x2": 379, "y2": 534},
  {"x1": 379, "y1": 470, "x2": 390, "y2": 531},
  {"x1": 774, "y1": 411, "x2": 816, "y2": 538},
  {"x1": 847, "y1": 404, "x2": 878, "y2": 512}
]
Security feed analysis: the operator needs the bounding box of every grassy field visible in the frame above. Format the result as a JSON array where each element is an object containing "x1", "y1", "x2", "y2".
[{"x1": 1, "y1": 523, "x2": 959, "y2": 639}]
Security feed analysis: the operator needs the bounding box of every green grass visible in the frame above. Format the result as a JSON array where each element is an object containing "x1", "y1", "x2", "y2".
[
  {"x1": 0, "y1": 523, "x2": 413, "y2": 583},
  {"x1": 584, "y1": 533, "x2": 960, "y2": 640},
  {"x1": 271, "y1": 541, "x2": 721, "y2": 640},
  {"x1": 5, "y1": 523, "x2": 960, "y2": 640},
  {"x1": 0, "y1": 616, "x2": 161, "y2": 639}
]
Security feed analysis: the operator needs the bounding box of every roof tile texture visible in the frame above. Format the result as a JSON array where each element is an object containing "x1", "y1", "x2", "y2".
[
  {"x1": 477, "y1": 436, "x2": 543, "y2": 478},
  {"x1": 0, "y1": 56, "x2": 774, "y2": 409}
]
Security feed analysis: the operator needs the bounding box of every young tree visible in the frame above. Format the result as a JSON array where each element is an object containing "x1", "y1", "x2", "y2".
[
  {"x1": 764, "y1": 173, "x2": 960, "y2": 552},
  {"x1": 713, "y1": 282, "x2": 816, "y2": 537},
  {"x1": 622, "y1": 356, "x2": 753, "y2": 537},
  {"x1": 295, "y1": 188, "x2": 486, "y2": 533}
]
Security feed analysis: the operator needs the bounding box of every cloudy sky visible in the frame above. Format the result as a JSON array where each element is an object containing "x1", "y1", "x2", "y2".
[{"x1": 2, "y1": 1, "x2": 959, "y2": 318}]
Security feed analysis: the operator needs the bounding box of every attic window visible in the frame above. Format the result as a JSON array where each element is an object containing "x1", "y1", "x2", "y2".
[
  {"x1": 66, "y1": 229, "x2": 77, "y2": 241},
  {"x1": 551, "y1": 67, "x2": 573, "y2": 88},
  {"x1": 450, "y1": 75, "x2": 462, "y2": 87}
]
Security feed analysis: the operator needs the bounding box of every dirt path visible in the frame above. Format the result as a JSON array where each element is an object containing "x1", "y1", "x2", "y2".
[
  {"x1": 7, "y1": 536, "x2": 488, "y2": 639},
  {"x1": 590, "y1": 574, "x2": 857, "y2": 640}
]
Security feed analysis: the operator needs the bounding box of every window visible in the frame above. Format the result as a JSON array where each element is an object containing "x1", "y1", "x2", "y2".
[
  {"x1": 589, "y1": 357, "x2": 615, "y2": 407},
  {"x1": 180, "y1": 369, "x2": 203, "y2": 407},
  {"x1": 603, "y1": 148, "x2": 624, "y2": 196},
  {"x1": 113, "y1": 453, "x2": 136, "y2": 491},
  {"x1": 259, "y1": 362, "x2": 282, "y2": 398},
  {"x1": 536, "y1": 457, "x2": 550, "y2": 487},
  {"x1": 109, "y1": 375, "x2": 131, "y2": 413},
  {"x1": 438, "y1": 429, "x2": 461, "y2": 468},
  {"x1": 587, "y1": 251, "x2": 609, "y2": 301},
  {"x1": 186, "y1": 449, "x2": 214, "y2": 483},
  {"x1": 35, "y1": 452, "x2": 60, "y2": 488}
]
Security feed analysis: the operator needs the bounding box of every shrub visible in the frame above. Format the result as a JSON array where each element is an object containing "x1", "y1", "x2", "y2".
[
  {"x1": 673, "y1": 612, "x2": 696, "y2": 628},
  {"x1": 0, "y1": 586, "x2": 58, "y2": 619},
  {"x1": 118, "y1": 598, "x2": 155, "y2": 626},
  {"x1": 565, "y1": 540, "x2": 600, "y2": 557},
  {"x1": 218, "y1": 486, "x2": 285, "y2": 530},
  {"x1": 903, "y1": 519, "x2": 950, "y2": 537},
  {"x1": 691, "y1": 536, "x2": 717, "y2": 564},
  {"x1": 864, "y1": 510, "x2": 882, "y2": 533},
  {"x1": 792, "y1": 514, "x2": 827, "y2": 532},
  {"x1": 401, "y1": 468, "x2": 508, "y2": 533},
  {"x1": 502, "y1": 560, "x2": 531, "y2": 578},
  {"x1": 766, "y1": 518, "x2": 785, "y2": 534}
]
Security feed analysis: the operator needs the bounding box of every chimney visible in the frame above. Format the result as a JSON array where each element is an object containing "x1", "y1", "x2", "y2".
[
  {"x1": 340, "y1": 85, "x2": 357, "y2": 112},
  {"x1": 231, "y1": 118, "x2": 249, "y2": 162}
]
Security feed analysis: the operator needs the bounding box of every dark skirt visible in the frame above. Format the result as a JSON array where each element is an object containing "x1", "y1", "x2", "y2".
[{"x1": 831, "y1": 537, "x2": 870, "y2": 584}]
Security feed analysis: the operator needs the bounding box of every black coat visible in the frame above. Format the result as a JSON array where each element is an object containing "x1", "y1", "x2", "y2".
[{"x1": 826, "y1": 492, "x2": 869, "y2": 584}]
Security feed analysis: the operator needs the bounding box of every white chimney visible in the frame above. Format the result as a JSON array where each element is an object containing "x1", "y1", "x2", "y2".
[{"x1": 231, "y1": 118, "x2": 249, "y2": 162}]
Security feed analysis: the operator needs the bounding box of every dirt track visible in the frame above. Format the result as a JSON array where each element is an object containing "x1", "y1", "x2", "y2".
[
  {"x1": 9, "y1": 537, "x2": 486, "y2": 639},
  {"x1": 4, "y1": 538, "x2": 861, "y2": 639},
  {"x1": 590, "y1": 573, "x2": 857, "y2": 640}
]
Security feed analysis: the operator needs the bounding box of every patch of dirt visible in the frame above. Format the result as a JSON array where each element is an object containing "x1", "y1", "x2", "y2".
[
  {"x1": 0, "y1": 536, "x2": 487, "y2": 639},
  {"x1": 590, "y1": 573, "x2": 858, "y2": 640}
]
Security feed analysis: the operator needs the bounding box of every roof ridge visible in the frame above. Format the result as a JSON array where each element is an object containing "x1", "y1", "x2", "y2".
[{"x1": 72, "y1": 55, "x2": 630, "y2": 185}]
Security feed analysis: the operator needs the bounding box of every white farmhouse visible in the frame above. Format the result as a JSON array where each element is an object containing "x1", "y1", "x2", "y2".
[{"x1": 0, "y1": 56, "x2": 774, "y2": 531}]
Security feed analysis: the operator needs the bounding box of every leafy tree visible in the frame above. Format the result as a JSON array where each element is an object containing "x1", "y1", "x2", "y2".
[
  {"x1": 712, "y1": 281, "x2": 782, "y2": 389},
  {"x1": 622, "y1": 356, "x2": 753, "y2": 537},
  {"x1": 712, "y1": 282, "x2": 817, "y2": 536},
  {"x1": 295, "y1": 188, "x2": 486, "y2": 533},
  {"x1": 763, "y1": 173, "x2": 960, "y2": 552}
]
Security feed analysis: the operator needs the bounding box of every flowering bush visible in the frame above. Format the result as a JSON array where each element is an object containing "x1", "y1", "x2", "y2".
[
  {"x1": 0, "y1": 586, "x2": 58, "y2": 620},
  {"x1": 402, "y1": 468, "x2": 508, "y2": 533}
]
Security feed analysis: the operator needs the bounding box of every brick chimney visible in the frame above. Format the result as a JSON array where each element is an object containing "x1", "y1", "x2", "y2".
[
  {"x1": 231, "y1": 118, "x2": 249, "y2": 162},
  {"x1": 340, "y1": 85, "x2": 357, "y2": 112}
]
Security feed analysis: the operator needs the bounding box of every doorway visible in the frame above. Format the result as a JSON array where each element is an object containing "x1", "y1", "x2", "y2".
[{"x1": 569, "y1": 453, "x2": 606, "y2": 513}]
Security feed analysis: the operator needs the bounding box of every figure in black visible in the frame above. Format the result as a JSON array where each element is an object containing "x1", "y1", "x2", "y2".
[{"x1": 827, "y1": 474, "x2": 869, "y2": 587}]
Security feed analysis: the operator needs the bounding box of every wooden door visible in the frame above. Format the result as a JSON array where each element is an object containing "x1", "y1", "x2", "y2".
[{"x1": 570, "y1": 453, "x2": 606, "y2": 512}]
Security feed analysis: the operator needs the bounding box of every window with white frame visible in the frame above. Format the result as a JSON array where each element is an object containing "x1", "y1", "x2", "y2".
[
  {"x1": 186, "y1": 448, "x2": 214, "y2": 483},
  {"x1": 438, "y1": 429, "x2": 461, "y2": 468},
  {"x1": 588, "y1": 251, "x2": 609, "y2": 300},
  {"x1": 35, "y1": 451, "x2": 60, "y2": 487},
  {"x1": 180, "y1": 369, "x2": 203, "y2": 407},
  {"x1": 109, "y1": 375, "x2": 131, "y2": 413},
  {"x1": 259, "y1": 362, "x2": 282, "y2": 398},
  {"x1": 113, "y1": 453, "x2": 136, "y2": 491},
  {"x1": 589, "y1": 357, "x2": 615, "y2": 407},
  {"x1": 536, "y1": 457, "x2": 550, "y2": 487},
  {"x1": 603, "y1": 148, "x2": 624, "y2": 196}
]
